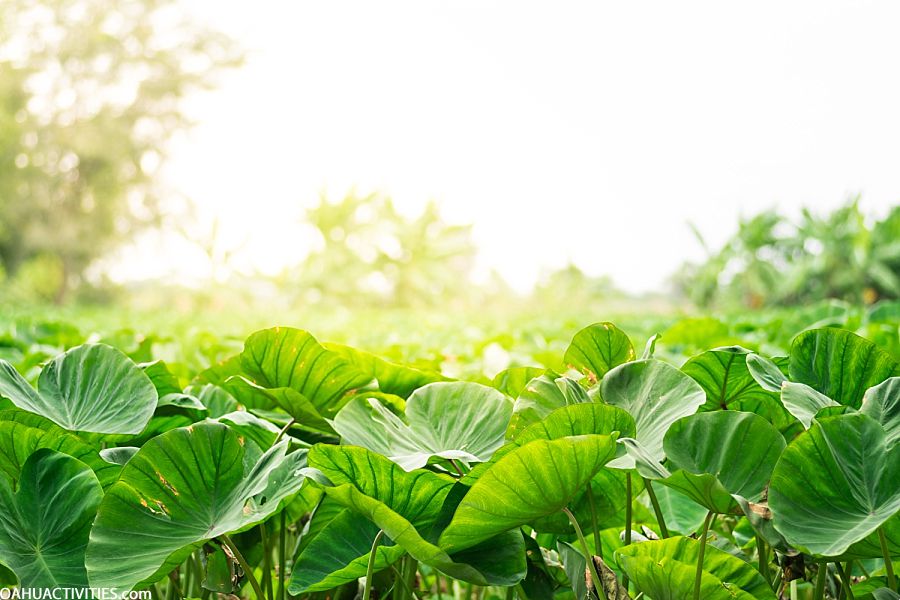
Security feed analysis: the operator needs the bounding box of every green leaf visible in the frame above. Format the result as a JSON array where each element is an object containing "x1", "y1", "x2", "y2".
[
  {"x1": 508, "y1": 374, "x2": 586, "y2": 436},
  {"x1": 652, "y1": 482, "x2": 710, "y2": 535},
  {"x1": 565, "y1": 323, "x2": 635, "y2": 384},
  {"x1": 513, "y1": 402, "x2": 636, "y2": 445},
  {"x1": 85, "y1": 422, "x2": 308, "y2": 591},
  {"x1": 304, "y1": 444, "x2": 526, "y2": 586},
  {"x1": 326, "y1": 343, "x2": 447, "y2": 397},
  {"x1": 615, "y1": 536, "x2": 776, "y2": 600},
  {"x1": 769, "y1": 413, "x2": 900, "y2": 556},
  {"x1": 331, "y1": 381, "x2": 512, "y2": 470},
  {"x1": 492, "y1": 367, "x2": 546, "y2": 398},
  {"x1": 789, "y1": 328, "x2": 900, "y2": 408},
  {"x1": 746, "y1": 354, "x2": 787, "y2": 393},
  {"x1": 99, "y1": 446, "x2": 138, "y2": 465},
  {"x1": 663, "y1": 411, "x2": 785, "y2": 504},
  {"x1": 291, "y1": 508, "x2": 406, "y2": 593},
  {"x1": 439, "y1": 434, "x2": 620, "y2": 551},
  {"x1": 859, "y1": 377, "x2": 900, "y2": 446},
  {"x1": 0, "y1": 344, "x2": 158, "y2": 434},
  {"x1": 0, "y1": 449, "x2": 103, "y2": 588},
  {"x1": 240, "y1": 327, "x2": 373, "y2": 418},
  {"x1": 600, "y1": 359, "x2": 706, "y2": 469},
  {"x1": 780, "y1": 382, "x2": 839, "y2": 428},
  {"x1": 0, "y1": 410, "x2": 120, "y2": 487}
]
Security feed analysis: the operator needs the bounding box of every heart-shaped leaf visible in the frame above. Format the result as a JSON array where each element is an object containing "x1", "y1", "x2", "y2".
[
  {"x1": 0, "y1": 449, "x2": 103, "y2": 588},
  {"x1": 0, "y1": 344, "x2": 158, "y2": 435},
  {"x1": 769, "y1": 413, "x2": 900, "y2": 556},
  {"x1": 301, "y1": 444, "x2": 526, "y2": 587},
  {"x1": 240, "y1": 327, "x2": 373, "y2": 418},
  {"x1": 331, "y1": 381, "x2": 511, "y2": 471},
  {"x1": 565, "y1": 323, "x2": 635, "y2": 384},
  {"x1": 86, "y1": 422, "x2": 308, "y2": 591},
  {"x1": 615, "y1": 536, "x2": 776, "y2": 600},
  {"x1": 439, "y1": 434, "x2": 620, "y2": 551},
  {"x1": 601, "y1": 360, "x2": 706, "y2": 469},
  {"x1": 789, "y1": 328, "x2": 899, "y2": 408}
]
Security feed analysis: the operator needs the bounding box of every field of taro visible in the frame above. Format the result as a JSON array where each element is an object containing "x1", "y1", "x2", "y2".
[{"x1": 0, "y1": 321, "x2": 897, "y2": 600}]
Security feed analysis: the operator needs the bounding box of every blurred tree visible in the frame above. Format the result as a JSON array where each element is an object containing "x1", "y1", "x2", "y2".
[
  {"x1": 675, "y1": 198, "x2": 900, "y2": 309},
  {"x1": 0, "y1": 0, "x2": 241, "y2": 303},
  {"x1": 293, "y1": 192, "x2": 476, "y2": 308}
]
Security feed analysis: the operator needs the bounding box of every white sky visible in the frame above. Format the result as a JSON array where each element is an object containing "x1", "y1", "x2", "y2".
[{"x1": 124, "y1": 0, "x2": 900, "y2": 293}]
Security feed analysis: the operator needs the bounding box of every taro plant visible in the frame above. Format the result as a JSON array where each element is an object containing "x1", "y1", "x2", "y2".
[{"x1": 0, "y1": 321, "x2": 895, "y2": 600}]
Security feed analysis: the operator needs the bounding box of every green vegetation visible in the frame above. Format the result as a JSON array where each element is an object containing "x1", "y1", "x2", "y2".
[{"x1": 0, "y1": 311, "x2": 897, "y2": 599}]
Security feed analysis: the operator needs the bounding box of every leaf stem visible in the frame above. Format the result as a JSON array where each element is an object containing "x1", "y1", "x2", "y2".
[
  {"x1": 643, "y1": 478, "x2": 669, "y2": 538},
  {"x1": 813, "y1": 563, "x2": 827, "y2": 600},
  {"x1": 563, "y1": 506, "x2": 603, "y2": 600},
  {"x1": 623, "y1": 472, "x2": 633, "y2": 591},
  {"x1": 755, "y1": 535, "x2": 771, "y2": 586},
  {"x1": 261, "y1": 521, "x2": 274, "y2": 600},
  {"x1": 274, "y1": 419, "x2": 296, "y2": 445},
  {"x1": 693, "y1": 511, "x2": 714, "y2": 600},
  {"x1": 835, "y1": 562, "x2": 855, "y2": 600},
  {"x1": 878, "y1": 527, "x2": 896, "y2": 591},
  {"x1": 278, "y1": 511, "x2": 287, "y2": 600},
  {"x1": 220, "y1": 534, "x2": 265, "y2": 600},
  {"x1": 363, "y1": 530, "x2": 385, "y2": 600},
  {"x1": 586, "y1": 482, "x2": 602, "y2": 558}
]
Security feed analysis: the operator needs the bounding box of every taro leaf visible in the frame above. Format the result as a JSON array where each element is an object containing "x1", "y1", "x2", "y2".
[
  {"x1": 780, "y1": 382, "x2": 839, "y2": 429},
  {"x1": 291, "y1": 508, "x2": 406, "y2": 593},
  {"x1": 326, "y1": 343, "x2": 447, "y2": 397},
  {"x1": 439, "y1": 434, "x2": 620, "y2": 551},
  {"x1": 216, "y1": 410, "x2": 285, "y2": 449},
  {"x1": 0, "y1": 344, "x2": 158, "y2": 435},
  {"x1": 747, "y1": 354, "x2": 788, "y2": 393},
  {"x1": 651, "y1": 482, "x2": 709, "y2": 535},
  {"x1": 492, "y1": 367, "x2": 546, "y2": 398},
  {"x1": 508, "y1": 374, "x2": 586, "y2": 436},
  {"x1": 789, "y1": 328, "x2": 899, "y2": 408},
  {"x1": 0, "y1": 449, "x2": 103, "y2": 589},
  {"x1": 662, "y1": 411, "x2": 785, "y2": 508},
  {"x1": 600, "y1": 360, "x2": 706, "y2": 469},
  {"x1": 615, "y1": 536, "x2": 776, "y2": 600},
  {"x1": 0, "y1": 410, "x2": 119, "y2": 487},
  {"x1": 240, "y1": 327, "x2": 373, "y2": 418},
  {"x1": 201, "y1": 544, "x2": 235, "y2": 593},
  {"x1": 331, "y1": 381, "x2": 511, "y2": 471},
  {"x1": 304, "y1": 444, "x2": 526, "y2": 586},
  {"x1": 226, "y1": 377, "x2": 334, "y2": 433},
  {"x1": 859, "y1": 377, "x2": 900, "y2": 446},
  {"x1": 682, "y1": 347, "x2": 772, "y2": 411},
  {"x1": 733, "y1": 496, "x2": 790, "y2": 552},
  {"x1": 565, "y1": 323, "x2": 635, "y2": 384},
  {"x1": 99, "y1": 446, "x2": 139, "y2": 465},
  {"x1": 641, "y1": 333, "x2": 661, "y2": 360},
  {"x1": 141, "y1": 360, "x2": 183, "y2": 398},
  {"x1": 557, "y1": 541, "x2": 588, "y2": 600},
  {"x1": 86, "y1": 422, "x2": 308, "y2": 592},
  {"x1": 769, "y1": 413, "x2": 900, "y2": 557}
]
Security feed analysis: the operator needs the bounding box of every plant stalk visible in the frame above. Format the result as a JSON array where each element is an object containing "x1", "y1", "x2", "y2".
[
  {"x1": 261, "y1": 521, "x2": 274, "y2": 600},
  {"x1": 643, "y1": 478, "x2": 669, "y2": 538},
  {"x1": 693, "y1": 511, "x2": 714, "y2": 600},
  {"x1": 586, "y1": 483, "x2": 602, "y2": 558},
  {"x1": 274, "y1": 419, "x2": 296, "y2": 445},
  {"x1": 835, "y1": 562, "x2": 855, "y2": 600},
  {"x1": 755, "y1": 536, "x2": 771, "y2": 586},
  {"x1": 563, "y1": 506, "x2": 603, "y2": 600},
  {"x1": 278, "y1": 511, "x2": 288, "y2": 600},
  {"x1": 220, "y1": 534, "x2": 266, "y2": 600},
  {"x1": 813, "y1": 562, "x2": 827, "y2": 600},
  {"x1": 878, "y1": 527, "x2": 896, "y2": 591},
  {"x1": 362, "y1": 530, "x2": 385, "y2": 600},
  {"x1": 623, "y1": 472, "x2": 633, "y2": 591}
]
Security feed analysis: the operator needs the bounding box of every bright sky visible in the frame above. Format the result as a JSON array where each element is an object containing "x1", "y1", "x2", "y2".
[{"x1": 124, "y1": 1, "x2": 900, "y2": 293}]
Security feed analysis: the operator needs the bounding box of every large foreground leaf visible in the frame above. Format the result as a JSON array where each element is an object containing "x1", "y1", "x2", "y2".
[
  {"x1": 660, "y1": 411, "x2": 785, "y2": 513},
  {"x1": 0, "y1": 410, "x2": 119, "y2": 487},
  {"x1": 0, "y1": 344, "x2": 158, "y2": 434},
  {"x1": 601, "y1": 360, "x2": 706, "y2": 469},
  {"x1": 615, "y1": 536, "x2": 776, "y2": 600},
  {"x1": 0, "y1": 449, "x2": 103, "y2": 588},
  {"x1": 789, "y1": 328, "x2": 899, "y2": 408},
  {"x1": 439, "y1": 434, "x2": 619, "y2": 551},
  {"x1": 86, "y1": 422, "x2": 308, "y2": 591},
  {"x1": 332, "y1": 381, "x2": 511, "y2": 470},
  {"x1": 302, "y1": 444, "x2": 525, "y2": 587},
  {"x1": 769, "y1": 413, "x2": 900, "y2": 556}
]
